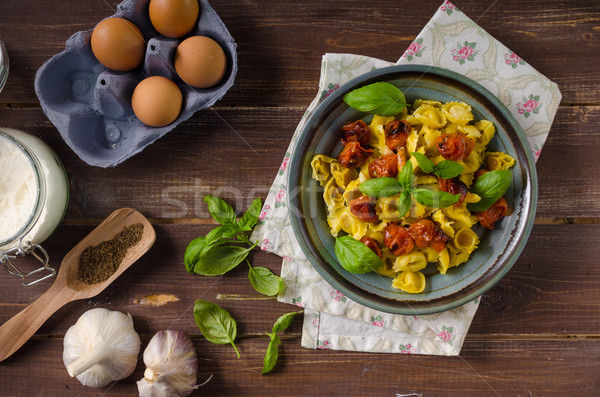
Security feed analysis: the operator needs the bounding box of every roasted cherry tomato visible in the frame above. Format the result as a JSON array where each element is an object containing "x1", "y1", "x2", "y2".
[
  {"x1": 384, "y1": 120, "x2": 412, "y2": 151},
  {"x1": 337, "y1": 141, "x2": 373, "y2": 169},
  {"x1": 383, "y1": 222, "x2": 414, "y2": 256},
  {"x1": 341, "y1": 120, "x2": 370, "y2": 146},
  {"x1": 476, "y1": 197, "x2": 508, "y2": 230},
  {"x1": 368, "y1": 154, "x2": 398, "y2": 178},
  {"x1": 349, "y1": 196, "x2": 378, "y2": 222},
  {"x1": 360, "y1": 236, "x2": 383, "y2": 259},
  {"x1": 407, "y1": 219, "x2": 447, "y2": 251},
  {"x1": 435, "y1": 132, "x2": 474, "y2": 161},
  {"x1": 438, "y1": 177, "x2": 468, "y2": 206}
]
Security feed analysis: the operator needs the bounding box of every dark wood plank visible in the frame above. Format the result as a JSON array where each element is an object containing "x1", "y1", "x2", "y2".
[
  {"x1": 0, "y1": 105, "x2": 599, "y2": 219},
  {"x1": 1, "y1": 224, "x2": 599, "y2": 337},
  {"x1": 0, "y1": 0, "x2": 598, "y2": 106},
  {"x1": 0, "y1": 336, "x2": 598, "y2": 396}
]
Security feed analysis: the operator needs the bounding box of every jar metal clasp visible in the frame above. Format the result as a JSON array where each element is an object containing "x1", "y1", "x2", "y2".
[{"x1": 0, "y1": 239, "x2": 55, "y2": 286}]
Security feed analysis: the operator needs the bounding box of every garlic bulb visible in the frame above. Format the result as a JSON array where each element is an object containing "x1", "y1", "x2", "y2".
[
  {"x1": 137, "y1": 330, "x2": 199, "y2": 397},
  {"x1": 63, "y1": 308, "x2": 141, "y2": 388}
]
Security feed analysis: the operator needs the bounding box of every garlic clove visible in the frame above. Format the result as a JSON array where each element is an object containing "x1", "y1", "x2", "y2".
[{"x1": 137, "y1": 330, "x2": 200, "y2": 397}]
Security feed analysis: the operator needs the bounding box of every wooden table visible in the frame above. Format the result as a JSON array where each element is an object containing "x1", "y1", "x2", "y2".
[{"x1": 1, "y1": 0, "x2": 599, "y2": 395}]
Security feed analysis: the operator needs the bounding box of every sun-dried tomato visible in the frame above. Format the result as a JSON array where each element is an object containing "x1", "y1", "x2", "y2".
[
  {"x1": 476, "y1": 197, "x2": 508, "y2": 230},
  {"x1": 341, "y1": 120, "x2": 370, "y2": 146},
  {"x1": 349, "y1": 196, "x2": 378, "y2": 222},
  {"x1": 383, "y1": 222, "x2": 414, "y2": 256},
  {"x1": 384, "y1": 120, "x2": 412, "y2": 151},
  {"x1": 368, "y1": 154, "x2": 398, "y2": 178},
  {"x1": 435, "y1": 132, "x2": 474, "y2": 161},
  {"x1": 360, "y1": 236, "x2": 383, "y2": 259},
  {"x1": 438, "y1": 177, "x2": 468, "y2": 206},
  {"x1": 337, "y1": 141, "x2": 373, "y2": 169}
]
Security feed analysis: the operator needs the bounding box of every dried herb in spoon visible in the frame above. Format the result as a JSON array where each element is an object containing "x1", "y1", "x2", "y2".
[{"x1": 78, "y1": 223, "x2": 144, "y2": 285}]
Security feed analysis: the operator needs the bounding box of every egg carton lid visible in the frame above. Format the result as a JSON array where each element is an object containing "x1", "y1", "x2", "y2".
[{"x1": 34, "y1": 0, "x2": 237, "y2": 168}]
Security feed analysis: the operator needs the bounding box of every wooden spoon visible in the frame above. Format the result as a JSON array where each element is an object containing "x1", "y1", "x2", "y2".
[{"x1": 0, "y1": 208, "x2": 156, "y2": 362}]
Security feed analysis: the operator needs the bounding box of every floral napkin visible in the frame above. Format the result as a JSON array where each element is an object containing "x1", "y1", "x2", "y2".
[{"x1": 251, "y1": 0, "x2": 561, "y2": 355}]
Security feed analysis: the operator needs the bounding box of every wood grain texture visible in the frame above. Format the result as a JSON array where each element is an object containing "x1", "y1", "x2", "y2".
[
  {"x1": 0, "y1": 337, "x2": 598, "y2": 396},
  {"x1": 0, "y1": 0, "x2": 599, "y2": 105}
]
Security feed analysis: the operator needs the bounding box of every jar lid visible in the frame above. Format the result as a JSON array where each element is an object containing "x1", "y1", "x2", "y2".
[{"x1": 0, "y1": 131, "x2": 44, "y2": 248}]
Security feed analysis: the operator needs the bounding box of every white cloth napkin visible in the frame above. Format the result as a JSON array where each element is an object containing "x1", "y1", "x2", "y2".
[{"x1": 251, "y1": 0, "x2": 561, "y2": 355}]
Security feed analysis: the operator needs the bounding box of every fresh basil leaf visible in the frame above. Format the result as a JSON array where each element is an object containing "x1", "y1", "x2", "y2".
[
  {"x1": 411, "y1": 152, "x2": 434, "y2": 174},
  {"x1": 434, "y1": 160, "x2": 465, "y2": 179},
  {"x1": 184, "y1": 237, "x2": 214, "y2": 274},
  {"x1": 271, "y1": 311, "x2": 301, "y2": 334},
  {"x1": 194, "y1": 300, "x2": 240, "y2": 358},
  {"x1": 398, "y1": 161, "x2": 414, "y2": 189},
  {"x1": 467, "y1": 170, "x2": 512, "y2": 212},
  {"x1": 397, "y1": 190, "x2": 412, "y2": 218},
  {"x1": 262, "y1": 333, "x2": 281, "y2": 374},
  {"x1": 193, "y1": 244, "x2": 255, "y2": 276},
  {"x1": 248, "y1": 262, "x2": 284, "y2": 297},
  {"x1": 205, "y1": 224, "x2": 239, "y2": 245},
  {"x1": 334, "y1": 235, "x2": 383, "y2": 274},
  {"x1": 204, "y1": 195, "x2": 237, "y2": 225},
  {"x1": 342, "y1": 82, "x2": 406, "y2": 116},
  {"x1": 239, "y1": 197, "x2": 262, "y2": 231},
  {"x1": 359, "y1": 177, "x2": 403, "y2": 198},
  {"x1": 412, "y1": 188, "x2": 460, "y2": 208}
]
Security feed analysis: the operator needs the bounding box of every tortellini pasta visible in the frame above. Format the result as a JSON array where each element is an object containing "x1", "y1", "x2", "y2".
[{"x1": 311, "y1": 97, "x2": 515, "y2": 294}]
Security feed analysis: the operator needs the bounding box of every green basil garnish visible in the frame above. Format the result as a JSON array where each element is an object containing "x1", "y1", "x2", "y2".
[
  {"x1": 397, "y1": 190, "x2": 412, "y2": 218},
  {"x1": 359, "y1": 177, "x2": 403, "y2": 198},
  {"x1": 334, "y1": 235, "x2": 383, "y2": 274},
  {"x1": 412, "y1": 188, "x2": 460, "y2": 208},
  {"x1": 343, "y1": 82, "x2": 407, "y2": 116},
  {"x1": 398, "y1": 161, "x2": 414, "y2": 189},
  {"x1": 411, "y1": 152, "x2": 434, "y2": 174},
  {"x1": 467, "y1": 170, "x2": 512, "y2": 212},
  {"x1": 433, "y1": 160, "x2": 465, "y2": 179}
]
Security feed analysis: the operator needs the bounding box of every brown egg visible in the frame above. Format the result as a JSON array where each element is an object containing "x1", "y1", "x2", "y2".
[
  {"x1": 149, "y1": 0, "x2": 200, "y2": 38},
  {"x1": 131, "y1": 76, "x2": 183, "y2": 127},
  {"x1": 174, "y1": 36, "x2": 227, "y2": 88},
  {"x1": 91, "y1": 17, "x2": 146, "y2": 72}
]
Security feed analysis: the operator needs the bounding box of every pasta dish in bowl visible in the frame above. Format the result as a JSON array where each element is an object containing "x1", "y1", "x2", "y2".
[{"x1": 287, "y1": 65, "x2": 537, "y2": 315}]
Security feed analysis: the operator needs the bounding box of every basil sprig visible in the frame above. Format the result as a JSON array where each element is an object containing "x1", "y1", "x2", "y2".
[
  {"x1": 334, "y1": 235, "x2": 383, "y2": 274},
  {"x1": 262, "y1": 311, "x2": 301, "y2": 374},
  {"x1": 343, "y1": 82, "x2": 407, "y2": 116},
  {"x1": 411, "y1": 152, "x2": 464, "y2": 179},
  {"x1": 467, "y1": 170, "x2": 512, "y2": 212},
  {"x1": 184, "y1": 195, "x2": 262, "y2": 275},
  {"x1": 194, "y1": 300, "x2": 240, "y2": 358},
  {"x1": 359, "y1": 161, "x2": 460, "y2": 217}
]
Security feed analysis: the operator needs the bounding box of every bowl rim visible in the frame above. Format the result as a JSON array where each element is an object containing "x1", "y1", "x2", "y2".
[{"x1": 287, "y1": 64, "x2": 538, "y2": 315}]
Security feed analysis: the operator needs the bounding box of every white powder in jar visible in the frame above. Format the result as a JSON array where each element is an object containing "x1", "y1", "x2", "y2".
[{"x1": 0, "y1": 137, "x2": 38, "y2": 242}]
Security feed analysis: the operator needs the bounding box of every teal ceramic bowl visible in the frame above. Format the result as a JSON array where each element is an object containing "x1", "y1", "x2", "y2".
[{"x1": 287, "y1": 65, "x2": 537, "y2": 315}]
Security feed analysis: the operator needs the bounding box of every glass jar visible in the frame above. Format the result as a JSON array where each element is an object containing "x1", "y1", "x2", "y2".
[
  {"x1": 0, "y1": 128, "x2": 69, "y2": 285},
  {"x1": 0, "y1": 41, "x2": 8, "y2": 93}
]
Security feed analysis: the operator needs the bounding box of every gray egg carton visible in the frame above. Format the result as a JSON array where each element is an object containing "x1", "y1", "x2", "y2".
[{"x1": 34, "y1": 0, "x2": 237, "y2": 167}]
